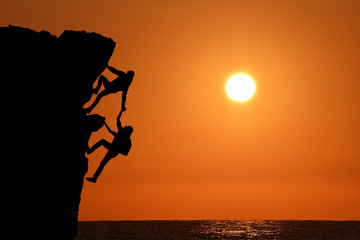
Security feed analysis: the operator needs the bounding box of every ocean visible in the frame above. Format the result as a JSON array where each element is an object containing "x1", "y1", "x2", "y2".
[{"x1": 75, "y1": 220, "x2": 360, "y2": 240}]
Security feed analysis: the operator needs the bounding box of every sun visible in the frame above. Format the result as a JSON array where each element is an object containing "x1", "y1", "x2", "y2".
[{"x1": 226, "y1": 74, "x2": 256, "y2": 102}]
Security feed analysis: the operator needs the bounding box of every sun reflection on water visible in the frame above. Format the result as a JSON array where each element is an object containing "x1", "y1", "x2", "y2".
[{"x1": 192, "y1": 220, "x2": 294, "y2": 239}]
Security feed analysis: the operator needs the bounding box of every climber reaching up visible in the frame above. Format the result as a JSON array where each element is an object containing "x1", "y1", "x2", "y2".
[{"x1": 85, "y1": 66, "x2": 135, "y2": 113}]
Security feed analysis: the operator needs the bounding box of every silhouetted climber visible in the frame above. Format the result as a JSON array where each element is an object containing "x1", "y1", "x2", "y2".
[
  {"x1": 86, "y1": 110, "x2": 133, "y2": 183},
  {"x1": 85, "y1": 66, "x2": 135, "y2": 113}
]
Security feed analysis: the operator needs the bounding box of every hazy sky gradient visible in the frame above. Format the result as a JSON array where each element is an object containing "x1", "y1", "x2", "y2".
[{"x1": 2, "y1": 0, "x2": 359, "y2": 220}]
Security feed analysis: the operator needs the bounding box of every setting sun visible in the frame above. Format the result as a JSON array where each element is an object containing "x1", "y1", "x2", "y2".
[{"x1": 226, "y1": 74, "x2": 256, "y2": 102}]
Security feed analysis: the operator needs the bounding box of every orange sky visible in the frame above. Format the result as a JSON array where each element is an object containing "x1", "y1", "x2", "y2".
[{"x1": 2, "y1": 0, "x2": 360, "y2": 220}]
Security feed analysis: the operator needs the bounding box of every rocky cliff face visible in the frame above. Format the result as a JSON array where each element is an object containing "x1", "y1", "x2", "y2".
[{"x1": 1, "y1": 26, "x2": 115, "y2": 239}]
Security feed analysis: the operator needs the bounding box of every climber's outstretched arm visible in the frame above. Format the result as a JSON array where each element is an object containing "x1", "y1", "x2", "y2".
[
  {"x1": 107, "y1": 66, "x2": 125, "y2": 76},
  {"x1": 116, "y1": 110, "x2": 123, "y2": 131},
  {"x1": 121, "y1": 88, "x2": 128, "y2": 112},
  {"x1": 104, "y1": 121, "x2": 116, "y2": 136}
]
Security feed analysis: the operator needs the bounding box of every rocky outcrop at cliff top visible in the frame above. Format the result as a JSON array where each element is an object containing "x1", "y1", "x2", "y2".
[{"x1": 1, "y1": 26, "x2": 115, "y2": 240}]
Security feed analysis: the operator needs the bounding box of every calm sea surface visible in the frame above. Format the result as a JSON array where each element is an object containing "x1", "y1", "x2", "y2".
[{"x1": 76, "y1": 220, "x2": 360, "y2": 240}]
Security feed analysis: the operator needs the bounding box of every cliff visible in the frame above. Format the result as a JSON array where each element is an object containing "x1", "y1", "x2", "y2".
[{"x1": 1, "y1": 26, "x2": 115, "y2": 239}]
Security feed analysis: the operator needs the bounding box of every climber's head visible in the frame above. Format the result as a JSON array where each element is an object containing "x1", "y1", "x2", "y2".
[
  {"x1": 124, "y1": 126, "x2": 134, "y2": 136},
  {"x1": 127, "y1": 71, "x2": 135, "y2": 79}
]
